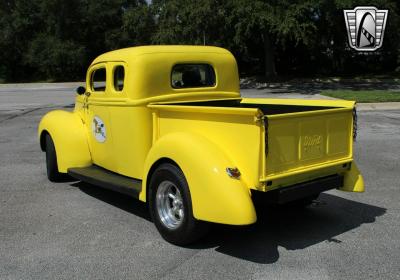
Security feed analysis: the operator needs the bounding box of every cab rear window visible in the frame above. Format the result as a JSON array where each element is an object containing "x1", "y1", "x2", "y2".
[{"x1": 171, "y1": 64, "x2": 216, "y2": 89}]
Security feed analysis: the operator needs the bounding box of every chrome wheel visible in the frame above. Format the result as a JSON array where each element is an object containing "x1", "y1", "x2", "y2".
[{"x1": 156, "y1": 181, "x2": 184, "y2": 229}]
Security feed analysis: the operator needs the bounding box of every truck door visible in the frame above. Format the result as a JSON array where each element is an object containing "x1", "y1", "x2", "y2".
[
  {"x1": 105, "y1": 62, "x2": 150, "y2": 179},
  {"x1": 84, "y1": 63, "x2": 115, "y2": 171}
]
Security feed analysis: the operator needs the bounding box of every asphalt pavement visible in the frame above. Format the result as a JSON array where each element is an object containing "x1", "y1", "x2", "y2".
[{"x1": 0, "y1": 84, "x2": 399, "y2": 280}]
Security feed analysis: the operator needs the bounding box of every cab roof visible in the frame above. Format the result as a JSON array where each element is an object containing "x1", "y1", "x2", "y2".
[
  {"x1": 91, "y1": 45, "x2": 231, "y2": 65},
  {"x1": 88, "y1": 45, "x2": 240, "y2": 100}
]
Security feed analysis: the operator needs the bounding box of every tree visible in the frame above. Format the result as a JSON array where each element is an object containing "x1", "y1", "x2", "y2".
[
  {"x1": 26, "y1": 34, "x2": 86, "y2": 80},
  {"x1": 0, "y1": 0, "x2": 42, "y2": 81},
  {"x1": 223, "y1": 0, "x2": 321, "y2": 78},
  {"x1": 0, "y1": 0, "x2": 154, "y2": 81},
  {"x1": 119, "y1": 0, "x2": 155, "y2": 47},
  {"x1": 151, "y1": 0, "x2": 224, "y2": 45},
  {"x1": 0, "y1": 0, "x2": 399, "y2": 82},
  {"x1": 151, "y1": 0, "x2": 321, "y2": 78}
]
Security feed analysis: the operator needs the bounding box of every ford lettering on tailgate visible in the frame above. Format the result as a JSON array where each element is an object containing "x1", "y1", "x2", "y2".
[{"x1": 302, "y1": 134, "x2": 323, "y2": 159}]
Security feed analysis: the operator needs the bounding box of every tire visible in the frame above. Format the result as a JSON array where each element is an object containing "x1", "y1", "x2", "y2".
[
  {"x1": 45, "y1": 134, "x2": 64, "y2": 182},
  {"x1": 149, "y1": 163, "x2": 209, "y2": 245}
]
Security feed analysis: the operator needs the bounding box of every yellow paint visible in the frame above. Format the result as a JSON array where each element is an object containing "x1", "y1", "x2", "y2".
[
  {"x1": 147, "y1": 104, "x2": 262, "y2": 190},
  {"x1": 38, "y1": 45, "x2": 364, "y2": 226},
  {"x1": 263, "y1": 108, "x2": 353, "y2": 181},
  {"x1": 341, "y1": 162, "x2": 365, "y2": 192},
  {"x1": 142, "y1": 132, "x2": 256, "y2": 225},
  {"x1": 38, "y1": 110, "x2": 91, "y2": 172},
  {"x1": 241, "y1": 97, "x2": 356, "y2": 108}
]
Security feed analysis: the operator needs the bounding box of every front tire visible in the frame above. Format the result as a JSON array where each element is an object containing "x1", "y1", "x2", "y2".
[
  {"x1": 45, "y1": 134, "x2": 64, "y2": 182},
  {"x1": 149, "y1": 163, "x2": 208, "y2": 245}
]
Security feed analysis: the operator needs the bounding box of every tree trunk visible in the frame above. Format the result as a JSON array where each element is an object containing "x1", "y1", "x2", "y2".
[{"x1": 263, "y1": 32, "x2": 277, "y2": 79}]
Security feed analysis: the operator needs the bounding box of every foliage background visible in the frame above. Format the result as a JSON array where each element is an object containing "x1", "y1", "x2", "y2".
[{"x1": 0, "y1": 0, "x2": 399, "y2": 82}]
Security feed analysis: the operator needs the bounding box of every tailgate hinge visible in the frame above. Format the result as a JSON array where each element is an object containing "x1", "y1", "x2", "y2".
[{"x1": 353, "y1": 104, "x2": 357, "y2": 141}]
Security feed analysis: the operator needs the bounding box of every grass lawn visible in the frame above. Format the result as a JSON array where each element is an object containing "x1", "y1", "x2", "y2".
[{"x1": 321, "y1": 90, "x2": 400, "y2": 103}]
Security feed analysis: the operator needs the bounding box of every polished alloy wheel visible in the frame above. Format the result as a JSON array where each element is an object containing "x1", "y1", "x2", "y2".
[{"x1": 156, "y1": 181, "x2": 184, "y2": 229}]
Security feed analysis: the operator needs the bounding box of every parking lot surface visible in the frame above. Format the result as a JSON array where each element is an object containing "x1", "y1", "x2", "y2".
[{"x1": 0, "y1": 84, "x2": 399, "y2": 280}]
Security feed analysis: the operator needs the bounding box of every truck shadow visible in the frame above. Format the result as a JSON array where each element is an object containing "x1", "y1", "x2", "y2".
[
  {"x1": 74, "y1": 182, "x2": 386, "y2": 264},
  {"x1": 74, "y1": 182, "x2": 151, "y2": 222},
  {"x1": 192, "y1": 193, "x2": 386, "y2": 264}
]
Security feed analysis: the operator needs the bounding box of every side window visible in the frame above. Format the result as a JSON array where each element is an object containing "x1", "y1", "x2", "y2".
[
  {"x1": 91, "y1": 68, "x2": 107, "y2": 92},
  {"x1": 171, "y1": 64, "x2": 216, "y2": 89},
  {"x1": 113, "y1": 66, "x2": 125, "y2": 92}
]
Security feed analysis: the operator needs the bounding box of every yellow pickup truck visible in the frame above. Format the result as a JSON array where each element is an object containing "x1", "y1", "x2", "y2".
[{"x1": 38, "y1": 46, "x2": 364, "y2": 245}]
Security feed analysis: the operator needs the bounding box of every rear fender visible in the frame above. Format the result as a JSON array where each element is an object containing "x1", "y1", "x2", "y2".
[
  {"x1": 38, "y1": 110, "x2": 92, "y2": 172},
  {"x1": 142, "y1": 132, "x2": 256, "y2": 225}
]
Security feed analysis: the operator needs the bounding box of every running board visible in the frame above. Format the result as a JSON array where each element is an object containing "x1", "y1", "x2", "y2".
[{"x1": 68, "y1": 165, "x2": 142, "y2": 199}]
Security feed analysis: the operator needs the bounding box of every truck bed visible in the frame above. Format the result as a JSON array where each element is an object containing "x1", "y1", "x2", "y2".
[
  {"x1": 168, "y1": 98, "x2": 330, "y2": 111},
  {"x1": 149, "y1": 98, "x2": 355, "y2": 191}
]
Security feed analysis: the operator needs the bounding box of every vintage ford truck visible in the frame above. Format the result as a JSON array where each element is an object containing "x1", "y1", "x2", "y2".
[{"x1": 38, "y1": 46, "x2": 364, "y2": 245}]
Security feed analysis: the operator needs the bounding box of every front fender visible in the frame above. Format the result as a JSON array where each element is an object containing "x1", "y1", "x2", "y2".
[
  {"x1": 141, "y1": 132, "x2": 256, "y2": 225},
  {"x1": 38, "y1": 110, "x2": 92, "y2": 172}
]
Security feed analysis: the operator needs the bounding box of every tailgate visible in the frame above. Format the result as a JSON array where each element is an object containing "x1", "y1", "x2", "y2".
[{"x1": 263, "y1": 107, "x2": 354, "y2": 180}]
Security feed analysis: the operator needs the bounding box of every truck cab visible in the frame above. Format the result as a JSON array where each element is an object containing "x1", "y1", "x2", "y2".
[{"x1": 38, "y1": 46, "x2": 364, "y2": 245}]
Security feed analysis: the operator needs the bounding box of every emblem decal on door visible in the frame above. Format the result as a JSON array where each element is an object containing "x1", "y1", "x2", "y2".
[{"x1": 92, "y1": 116, "x2": 106, "y2": 143}]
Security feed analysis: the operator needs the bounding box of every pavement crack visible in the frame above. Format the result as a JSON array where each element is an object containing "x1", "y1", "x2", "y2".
[
  {"x1": 157, "y1": 250, "x2": 202, "y2": 279},
  {"x1": 0, "y1": 193, "x2": 14, "y2": 214},
  {"x1": 0, "y1": 105, "x2": 68, "y2": 124},
  {"x1": 0, "y1": 107, "x2": 43, "y2": 124}
]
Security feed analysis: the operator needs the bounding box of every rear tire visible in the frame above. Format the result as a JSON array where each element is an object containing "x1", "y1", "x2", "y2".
[
  {"x1": 149, "y1": 163, "x2": 209, "y2": 245},
  {"x1": 45, "y1": 134, "x2": 64, "y2": 182}
]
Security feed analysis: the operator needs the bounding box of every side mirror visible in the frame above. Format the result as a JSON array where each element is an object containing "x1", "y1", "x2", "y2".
[{"x1": 76, "y1": 86, "x2": 86, "y2": 95}]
